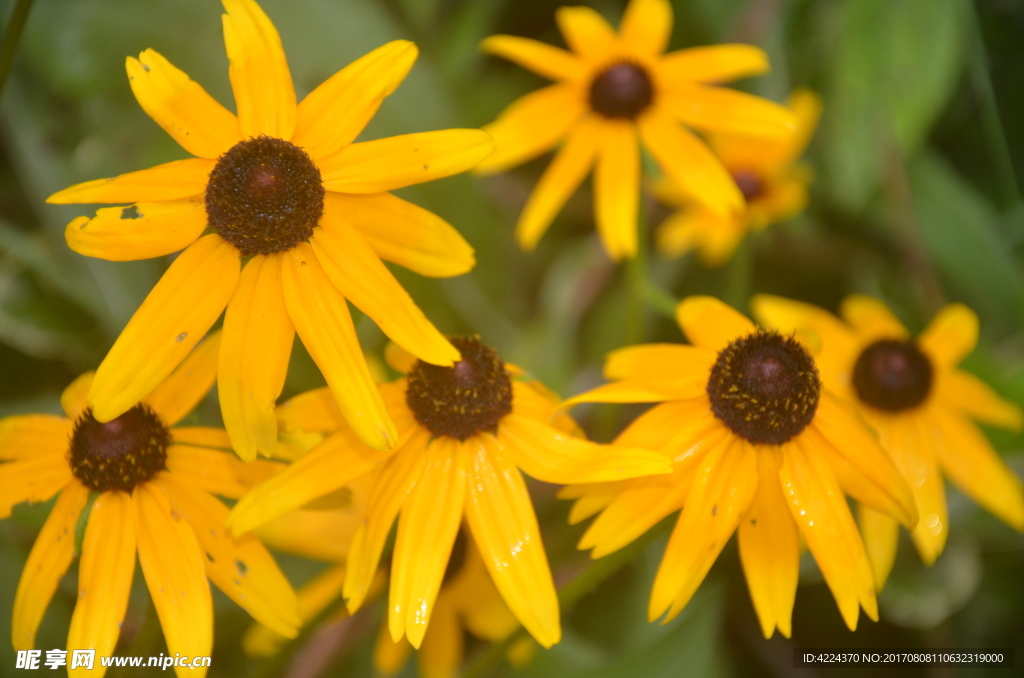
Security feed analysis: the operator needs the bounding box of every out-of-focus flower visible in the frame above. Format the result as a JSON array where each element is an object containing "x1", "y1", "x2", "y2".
[
  {"x1": 477, "y1": 0, "x2": 795, "y2": 260},
  {"x1": 561, "y1": 296, "x2": 916, "y2": 637},
  {"x1": 753, "y1": 294, "x2": 1024, "y2": 588},
  {"x1": 47, "y1": 0, "x2": 491, "y2": 459},
  {"x1": 0, "y1": 333, "x2": 296, "y2": 678},
  {"x1": 656, "y1": 90, "x2": 821, "y2": 265}
]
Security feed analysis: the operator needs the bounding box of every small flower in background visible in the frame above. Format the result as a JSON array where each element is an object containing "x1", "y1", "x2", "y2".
[
  {"x1": 47, "y1": 0, "x2": 492, "y2": 460},
  {"x1": 655, "y1": 89, "x2": 822, "y2": 266},
  {"x1": 561, "y1": 296, "x2": 917, "y2": 638},
  {"x1": 753, "y1": 295, "x2": 1024, "y2": 589},
  {"x1": 477, "y1": 0, "x2": 795, "y2": 260},
  {"x1": 226, "y1": 337, "x2": 672, "y2": 650},
  {"x1": 0, "y1": 333, "x2": 297, "y2": 678}
]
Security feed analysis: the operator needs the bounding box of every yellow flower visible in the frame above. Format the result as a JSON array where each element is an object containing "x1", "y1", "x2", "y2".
[
  {"x1": 656, "y1": 89, "x2": 822, "y2": 265},
  {"x1": 225, "y1": 337, "x2": 673, "y2": 649},
  {"x1": 476, "y1": 0, "x2": 795, "y2": 260},
  {"x1": 753, "y1": 294, "x2": 1024, "y2": 589},
  {"x1": 561, "y1": 296, "x2": 917, "y2": 637},
  {"x1": 0, "y1": 333, "x2": 297, "y2": 678},
  {"x1": 47, "y1": 0, "x2": 493, "y2": 459}
]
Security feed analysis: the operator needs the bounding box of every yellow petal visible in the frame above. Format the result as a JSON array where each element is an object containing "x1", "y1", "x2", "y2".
[
  {"x1": 567, "y1": 486, "x2": 618, "y2": 525},
  {"x1": 320, "y1": 129, "x2": 493, "y2": 193},
  {"x1": 276, "y1": 387, "x2": 345, "y2": 433},
  {"x1": 312, "y1": 201, "x2": 458, "y2": 366},
  {"x1": 143, "y1": 330, "x2": 222, "y2": 427},
  {"x1": 390, "y1": 437, "x2": 467, "y2": 648},
  {"x1": 385, "y1": 343, "x2": 418, "y2": 375},
  {"x1": 328, "y1": 191, "x2": 475, "y2": 278},
  {"x1": 614, "y1": 398, "x2": 708, "y2": 450},
  {"x1": 512, "y1": 380, "x2": 579, "y2": 434},
  {"x1": 222, "y1": 0, "x2": 295, "y2": 139},
  {"x1": 374, "y1": 622, "x2": 412, "y2": 676},
  {"x1": 649, "y1": 438, "x2": 758, "y2": 622},
  {"x1": 170, "y1": 426, "x2": 233, "y2": 450},
  {"x1": 344, "y1": 430, "x2": 430, "y2": 612},
  {"x1": 621, "y1": 0, "x2": 673, "y2": 56},
  {"x1": 282, "y1": 244, "x2": 396, "y2": 450},
  {"x1": 157, "y1": 474, "x2": 299, "y2": 638},
  {"x1": 294, "y1": 40, "x2": 417, "y2": 159},
  {"x1": 476, "y1": 83, "x2": 586, "y2": 174},
  {"x1": 561, "y1": 378, "x2": 705, "y2": 409},
  {"x1": 889, "y1": 414, "x2": 947, "y2": 564},
  {"x1": 218, "y1": 255, "x2": 294, "y2": 461},
  {"x1": 930, "y1": 405, "x2": 1024, "y2": 530},
  {"x1": 674, "y1": 295, "x2": 754, "y2": 350},
  {"x1": 781, "y1": 440, "x2": 877, "y2": 631},
  {"x1": 498, "y1": 413, "x2": 672, "y2": 484},
  {"x1": 255, "y1": 502, "x2": 363, "y2": 562},
  {"x1": 0, "y1": 414, "x2": 71, "y2": 461},
  {"x1": 603, "y1": 342, "x2": 715, "y2": 381},
  {"x1": 134, "y1": 482, "x2": 212, "y2": 677},
  {"x1": 839, "y1": 294, "x2": 908, "y2": 341},
  {"x1": 47, "y1": 158, "x2": 214, "y2": 205},
  {"x1": 656, "y1": 44, "x2": 769, "y2": 84},
  {"x1": 661, "y1": 86, "x2": 796, "y2": 138},
  {"x1": 594, "y1": 119, "x2": 639, "y2": 260},
  {"x1": 638, "y1": 108, "x2": 743, "y2": 217},
  {"x1": 65, "y1": 198, "x2": 207, "y2": 262},
  {"x1": 555, "y1": 6, "x2": 618, "y2": 61},
  {"x1": 127, "y1": 49, "x2": 240, "y2": 158},
  {"x1": 244, "y1": 564, "x2": 347, "y2": 657},
  {"x1": 12, "y1": 481, "x2": 89, "y2": 650},
  {"x1": 516, "y1": 113, "x2": 602, "y2": 251},
  {"x1": 0, "y1": 454, "x2": 71, "y2": 518},
  {"x1": 61, "y1": 372, "x2": 94, "y2": 420},
  {"x1": 936, "y1": 369, "x2": 1023, "y2": 431},
  {"x1": 857, "y1": 504, "x2": 899, "y2": 592},
  {"x1": 418, "y1": 592, "x2": 464, "y2": 678},
  {"x1": 480, "y1": 35, "x2": 588, "y2": 81},
  {"x1": 66, "y1": 491, "x2": 135, "y2": 676},
  {"x1": 918, "y1": 303, "x2": 978, "y2": 367},
  {"x1": 465, "y1": 436, "x2": 559, "y2": 648},
  {"x1": 165, "y1": 444, "x2": 282, "y2": 500},
  {"x1": 88, "y1": 235, "x2": 240, "y2": 423},
  {"x1": 578, "y1": 473, "x2": 687, "y2": 559},
  {"x1": 737, "y1": 448, "x2": 799, "y2": 639}
]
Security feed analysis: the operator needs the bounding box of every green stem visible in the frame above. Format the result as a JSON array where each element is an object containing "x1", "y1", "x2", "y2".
[
  {"x1": 721, "y1": 237, "x2": 752, "y2": 313},
  {"x1": 0, "y1": 0, "x2": 34, "y2": 99}
]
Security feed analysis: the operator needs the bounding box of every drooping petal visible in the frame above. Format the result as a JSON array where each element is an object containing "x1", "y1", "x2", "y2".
[
  {"x1": 65, "y1": 199, "x2": 208, "y2": 262},
  {"x1": 737, "y1": 448, "x2": 799, "y2": 639},
  {"x1": 390, "y1": 437, "x2": 467, "y2": 648},
  {"x1": 418, "y1": 592, "x2": 464, "y2": 678},
  {"x1": 498, "y1": 414, "x2": 672, "y2": 484},
  {"x1": 555, "y1": 6, "x2": 618, "y2": 61},
  {"x1": 578, "y1": 472, "x2": 687, "y2": 559},
  {"x1": 918, "y1": 303, "x2": 978, "y2": 368},
  {"x1": 594, "y1": 119, "x2": 640, "y2": 260},
  {"x1": 476, "y1": 84, "x2": 586, "y2": 174},
  {"x1": 319, "y1": 129, "x2": 494, "y2": 193},
  {"x1": 603, "y1": 342, "x2": 715, "y2": 381},
  {"x1": 889, "y1": 414, "x2": 947, "y2": 564},
  {"x1": 857, "y1": 503, "x2": 899, "y2": 592},
  {"x1": 88, "y1": 235, "x2": 240, "y2": 423},
  {"x1": 282, "y1": 244, "x2": 396, "y2": 450},
  {"x1": 516, "y1": 114, "x2": 602, "y2": 251},
  {"x1": 936, "y1": 370, "x2": 1023, "y2": 431},
  {"x1": 839, "y1": 294, "x2": 908, "y2": 341},
  {"x1": 134, "y1": 482, "x2": 213, "y2": 677},
  {"x1": 312, "y1": 203, "x2": 458, "y2": 366},
  {"x1": 47, "y1": 158, "x2": 214, "y2": 205},
  {"x1": 165, "y1": 445, "x2": 282, "y2": 500},
  {"x1": 12, "y1": 481, "x2": 88, "y2": 650},
  {"x1": 276, "y1": 387, "x2": 344, "y2": 433},
  {"x1": 637, "y1": 108, "x2": 742, "y2": 217},
  {"x1": 294, "y1": 40, "x2": 417, "y2": 159},
  {"x1": 157, "y1": 474, "x2": 299, "y2": 638},
  {"x1": 656, "y1": 44, "x2": 769, "y2": 85},
  {"x1": 143, "y1": 331, "x2": 221, "y2": 427},
  {"x1": 61, "y1": 372, "x2": 94, "y2": 420},
  {"x1": 329, "y1": 192, "x2": 475, "y2": 278},
  {"x1": 465, "y1": 435, "x2": 560, "y2": 648},
  {"x1": 0, "y1": 414, "x2": 71, "y2": 461},
  {"x1": 66, "y1": 491, "x2": 135, "y2": 675},
  {"x1": 620, "y1": 0, "x2": 673, "y2": 56},
  {"x1": 660, "y1": 86, "x2": 796, "y2": 138},
  {"x1": 222, "y1": 0, "x2": 295, "y2": 140},
  {"x1": 0, "y1": 454, "x2": 71, "y2": 518},
  {"x1": 674, "y1": 295, "x2": 755, "y2": 350},
  {"x1": 126, "y1": 49, "x2": 240, "y2": 158},
  {"x1": 480, "y1": 35, "x2": 588, "y2": 81},
  {"x1": 218, "y1": 255, "x2": 294, "y2": 461}
]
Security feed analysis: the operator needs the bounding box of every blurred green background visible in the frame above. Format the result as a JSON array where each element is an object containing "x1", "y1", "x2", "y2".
[{"x1": 1, "y1": 0, "x2": 1022, "y2": 676}]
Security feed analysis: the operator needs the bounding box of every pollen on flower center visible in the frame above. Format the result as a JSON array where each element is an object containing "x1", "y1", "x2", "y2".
[
  {"x1": 852, "y1": 339, "x2": 933, "y2": 412},
  {"x1": 406, "y1": 336, "x2": 513, "y2": 441},
  {"x1": 205, "y1": 136, "x2": 325, "y2": 257},
  {"x1": 68, "y1": 405, "x2": 170, "y2": 493},
  {"x1": 707, "y1": 331, "x2": 820, "y2": 445},
  {"x1": 732, "y1": 169, "x2": 764, "y2": 202},
  {"x1": 589, "y1": 62, "x2": 653, "y2": 119}
]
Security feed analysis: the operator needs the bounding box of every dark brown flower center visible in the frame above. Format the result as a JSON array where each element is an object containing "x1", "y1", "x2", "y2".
[
  {"x1": 732, "y1": 169, "x2": 764, "y2": 202},
  {"x1": 589, "y1": 62, "x2": 653, "y2": 119},
  {"x1": 205, "y1": 136, "x2": 324, "y2": 256},
  {"x1": 852, "y1": 339, "x2": 933, "y2": 412},
  {"x1": 707, "y1": 331, "x2": 820, "y2": 445},
  {"x1": 406, "y1": 336, "x2": 513, "y2": 441},
  {"x1": 68, "y1": 405, "x2": 170, "y2": 492}
]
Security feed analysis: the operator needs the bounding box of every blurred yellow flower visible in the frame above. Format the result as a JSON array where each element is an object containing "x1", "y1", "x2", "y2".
[
  {"x1": 656, "y1": 89, "x2": 822, "y2": 265},
  {"x1": 477, "y1": 0, "x2": 795, "y2": 260},
  {"x1": 753, "y1": 294, "x2": 1024, "y2": 589},
  {"x1": 561, "y1": 296, "x2": 916, "y2": 637},
  {"x1": 47, "y1": 0, "x2": 492, "y2": 459},
  {"x1": 0, "y1": 333, "x2": 296, "y2": 678}
]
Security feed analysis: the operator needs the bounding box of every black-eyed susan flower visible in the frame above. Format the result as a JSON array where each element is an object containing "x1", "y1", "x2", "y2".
[
  {"x1": 47, "y1": 0, "x2": 493, "y2": 460},
  {"x1": 226, "y1": 337, "x2": 673, "y2": 649},
  {"x1": 476, "y1": 0, "x2": 795, "y2": 260},
  {"x1": 753, "y1": 294, "x2": 1024, "y2": 588},
  {"x1": 0, "y1": 334, "x2": 297, "y2": 678},
  {"x1": 655, "y1": 89, "x2": 821, "y2": 265},
  {"x1": 561, "y1": 296, "x2": 917, "y2": 638}
]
